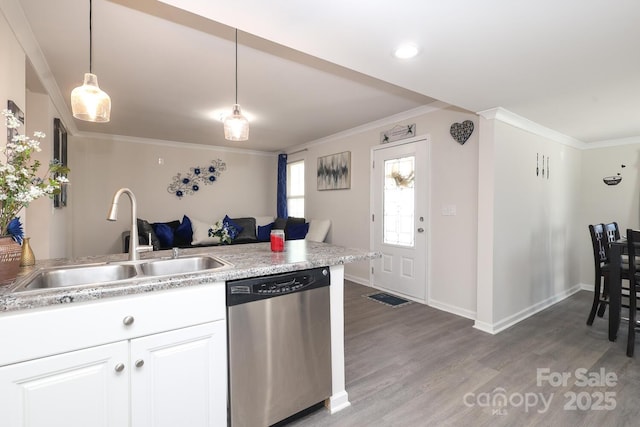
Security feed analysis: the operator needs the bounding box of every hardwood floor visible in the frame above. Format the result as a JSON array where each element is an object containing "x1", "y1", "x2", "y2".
[{"x1": 290, "y1": 282, "x2": 640, "y2": 427}]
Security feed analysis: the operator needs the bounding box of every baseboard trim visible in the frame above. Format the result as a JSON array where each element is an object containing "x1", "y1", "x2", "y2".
[
  {"x1": 580, "y1": 283, "x2": 594, "y2": 292},
  {"x1": 428, "y1": 298, "x2": 476, "y2": 320},
  {"x1": 344, "y1": 274, "x2": 370, "y2": 286},
  {"x1": 326, "y1": 391, "x2": 351, "y2": 414},
  {"x1": 473, "y1": 284, "x2": 583, "y2": 334}
]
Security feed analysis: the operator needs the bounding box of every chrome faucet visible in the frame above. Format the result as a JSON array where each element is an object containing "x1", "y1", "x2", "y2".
[{"x1": 107, "y1": 188, "x2": 150, "y2": 261}]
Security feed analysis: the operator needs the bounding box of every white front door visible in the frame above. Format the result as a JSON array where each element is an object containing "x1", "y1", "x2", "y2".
[{"x1": 371, "y1": 137, "x2": 429, "y2": 301}]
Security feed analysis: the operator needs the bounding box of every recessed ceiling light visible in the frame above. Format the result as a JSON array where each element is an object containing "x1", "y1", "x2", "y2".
[{"x1": 393, "y1": 43, "x2": 419, "y2": 59}]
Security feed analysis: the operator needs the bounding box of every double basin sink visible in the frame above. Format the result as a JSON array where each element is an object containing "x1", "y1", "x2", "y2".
[{"x1": 12, "y1": 255, "x2": 231, "y2": 293}]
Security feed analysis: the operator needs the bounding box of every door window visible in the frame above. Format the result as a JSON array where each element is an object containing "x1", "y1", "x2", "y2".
[{"x1": 383, "y1": 156, "x2": 415, "y2": 247}]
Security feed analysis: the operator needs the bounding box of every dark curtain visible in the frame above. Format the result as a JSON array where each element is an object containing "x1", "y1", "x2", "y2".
[{"x1": 277, "y1": 154, "x2": 288, "y2": 218}]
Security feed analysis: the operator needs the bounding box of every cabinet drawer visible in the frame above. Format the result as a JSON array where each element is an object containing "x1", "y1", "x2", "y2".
[{"x1": 0, "y1": 283, "x2": 225, "y2": 366}]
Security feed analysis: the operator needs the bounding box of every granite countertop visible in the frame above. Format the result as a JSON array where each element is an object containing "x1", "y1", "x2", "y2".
[{"x1": 0, "y1": 240, "x2": 379, "y2": 313}]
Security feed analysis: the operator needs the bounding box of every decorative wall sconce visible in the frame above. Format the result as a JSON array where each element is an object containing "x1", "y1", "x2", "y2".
[{"x1": 603, "y1": 164, "x2": 625, "y2": 186}]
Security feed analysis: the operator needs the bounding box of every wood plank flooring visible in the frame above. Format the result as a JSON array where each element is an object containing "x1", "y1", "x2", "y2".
[{"x1": 289, "y1": 282, "x2": 640, "y2": 427}]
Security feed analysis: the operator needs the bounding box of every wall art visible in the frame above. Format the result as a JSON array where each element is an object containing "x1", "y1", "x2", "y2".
[
  {"x1": 6, "y1": 100, "x2": 24, "y2": 145},
  {"x1": 450, "y1": 120, "x2": 474, "y2": 144},
  {"x1": 380, "y1": 124, "x2": 416, "y2": 144},
  {"x1": 536, "y1": 153, "x2": 550, "y2": 179},
  {"x1": 53, "y1": 118, "x2": 68, "y2": 207},
  {"x1": 317, "y1": 151, "x2": 351, "y2": 190},
  {"x1": 603, "y1": 164, "x2": 625, "y2": 186},
  {"x1": 167, "y1": 159, "x2": 226, "y2": 198}
]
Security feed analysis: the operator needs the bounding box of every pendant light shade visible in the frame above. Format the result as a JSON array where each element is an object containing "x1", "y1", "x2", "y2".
[
  {"x1": 224, "y1": 104, "x2": 249, "y2": 141},
  {"x1": 224, "y1": 29, "x2": 249, "y2": 141},
  {"x1": 71, "y1": 73, "x2": 111, "y2": 122},
  {"x1": 71, "y1": 0, "x2": 111, "y2": 122}
]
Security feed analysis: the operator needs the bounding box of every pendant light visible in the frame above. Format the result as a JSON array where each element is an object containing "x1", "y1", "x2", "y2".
[
  {"x1": 71, "y1": 0, "x2": 111, "y2": 122},
  {"x1": 223, "y1": 29, "x2": 249, "y2": 141}
]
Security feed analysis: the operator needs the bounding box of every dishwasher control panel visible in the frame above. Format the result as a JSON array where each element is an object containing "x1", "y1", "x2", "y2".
[{"x1": 226, "y1": 267, "x2": 330, "y2": 306}]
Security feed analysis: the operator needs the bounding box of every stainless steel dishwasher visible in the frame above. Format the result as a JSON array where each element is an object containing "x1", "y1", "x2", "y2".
[{"x1": 226, "y1": 267, "x2": 332, "y2": 427}]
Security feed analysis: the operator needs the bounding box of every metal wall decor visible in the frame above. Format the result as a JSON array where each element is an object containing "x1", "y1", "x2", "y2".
[
  {"x1": 450, "y1": 120, "x2": 474, "y2": 145},
  {"x1": 380, "y1": 124, "x2": 416, "y2": 144},
  {"x1": 536, "y1": 153, "x2": 550, "y2": 179},
  {"x1": 317, "y1": 151, "x2": 351, "y2": 190},
  {"x1": 167, "y1": 159, "x2": 226, "y2": 198},
  {"x1": 603, "y1": 164, "x2": 625, "y2": 186}
]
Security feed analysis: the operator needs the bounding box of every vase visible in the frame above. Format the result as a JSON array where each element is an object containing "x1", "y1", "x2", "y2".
[
  {"x1": 0, "y1": 235, "x2": 22, "y2": 285},
  {"x1": 20, "y1": 237, "x2": 35, "y2": 267}
]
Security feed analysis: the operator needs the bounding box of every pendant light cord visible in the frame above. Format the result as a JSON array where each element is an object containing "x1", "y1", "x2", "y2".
[
  {"x1": 234, "y1": 28, "x2": 238, "y2": 104},
  {"x1": 89, "y1": 0, "x2": 93, "y2": 74}
]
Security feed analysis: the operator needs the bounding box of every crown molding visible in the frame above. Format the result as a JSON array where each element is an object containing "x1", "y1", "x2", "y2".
[
  {"x1": 1, "y1": 0, "x2": 78, "y2": 135},
  {"x1": 581, "y1": 135, "x2": 640, "y2": 150},
  {"x1": 286, "y1": 101, "x2": 450, "y2": 154},
  {"x1": 477, "y1": 107, "x2": 586, "y2": 149},
  {"x1": 74, "y1": 131, "x2": 277, "y2": 157}
]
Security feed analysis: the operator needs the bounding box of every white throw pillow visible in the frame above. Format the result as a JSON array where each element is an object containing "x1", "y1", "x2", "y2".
[
  {"x1": 306, "y1": 219, "x2": 331, "y2": 242},
  {"x1": 190, "y1": 217, "x2": 221, "y2": 245}
]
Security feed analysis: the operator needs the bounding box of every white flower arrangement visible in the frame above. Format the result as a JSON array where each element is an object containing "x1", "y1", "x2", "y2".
[{"x1": 1, "y1": 109, "x2": 70, "y2": 238}]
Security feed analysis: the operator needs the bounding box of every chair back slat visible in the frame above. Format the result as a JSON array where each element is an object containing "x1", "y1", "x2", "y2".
[{"x1": 589, "y1": 224, "x2": 607, "y2": 264}]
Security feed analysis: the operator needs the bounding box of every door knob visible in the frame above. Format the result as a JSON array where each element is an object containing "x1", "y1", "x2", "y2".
[
  {"x1": 114, "y1": 363, "x2": 125, "y2": 372},
  {"x1": 417, "y1": 228, "x2": 424, "y2": 233},
  {"x1": 135, "y1": 359, "x2": 145, "y2": 368}
]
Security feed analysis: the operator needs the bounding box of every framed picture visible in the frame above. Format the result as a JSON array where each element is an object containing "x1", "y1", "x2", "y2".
[
  {"x1": 53, "y1": 118, "x2": 68, "y2": 208},
  {"x1": 6, "y1": 100, "x2": 24, "y2": 145},
  {"x1": 317, "y1": 151, "x2": 351, "y2": 190}
]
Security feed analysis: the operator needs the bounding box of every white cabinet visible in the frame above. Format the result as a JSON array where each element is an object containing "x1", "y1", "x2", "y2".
[
  {"x1": 131, "y1": 321, "x2": 226, "y2": 427},
  {"x1": 0, "y1": 341, "x2": 129, "y2": 427},
  {"x1": 0, "y1": 283, "x2": 227, "y2": 427}
]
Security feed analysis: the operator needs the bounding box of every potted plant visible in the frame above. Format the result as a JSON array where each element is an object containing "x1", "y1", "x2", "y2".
[{"x1": 0, "y1": 109, "x2": 69, "y2": 285}]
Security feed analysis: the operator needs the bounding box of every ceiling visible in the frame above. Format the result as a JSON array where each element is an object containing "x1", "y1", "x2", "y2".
[{"x1": 6, "y1": 0, "x2": 640, "y2": 152}]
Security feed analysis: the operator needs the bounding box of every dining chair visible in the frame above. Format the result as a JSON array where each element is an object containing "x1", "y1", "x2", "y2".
[
  {"x1": 587, "y1": 223, "x2": 629, "y2": 325},
  {"x1": 597, "y1": 222, "x2": 627, "y2": 314},
  {"x1": 625, "y1": 228, "x2": 640, "y2": 357}
]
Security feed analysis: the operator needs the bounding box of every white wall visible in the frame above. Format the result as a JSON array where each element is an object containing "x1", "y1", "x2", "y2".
[
  {"x1": 69, "y1": 135, "x2": 277, "y2": 257},
  {"x1": 24, "y1": 90, "x2": 71, "y2": 260},
  {"x1": 579, "y1": 143, "x2": 640, "y2": 286},
  {"x1": 290, "y1": 105, "x2": 479, "y2": 318},
  {"x1": 476, "y1": 111, "x2": 582, "y2": 333}
]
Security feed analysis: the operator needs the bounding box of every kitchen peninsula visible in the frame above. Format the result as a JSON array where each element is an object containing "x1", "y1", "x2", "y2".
[{"x1": 0, "y1": 240, "x2": 378, "y2": 426}]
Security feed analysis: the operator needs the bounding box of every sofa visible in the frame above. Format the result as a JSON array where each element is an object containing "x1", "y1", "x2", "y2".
[{"x1": 123, "y1": 215, "x2": 330, "y2": 253}]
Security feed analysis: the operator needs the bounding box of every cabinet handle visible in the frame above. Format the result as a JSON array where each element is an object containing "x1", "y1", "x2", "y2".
[
  {"x1": 135, "y1": 359, "x2": 145, "y2": 368},
  {"x1": 123, "y1": 316, "x2": 135, "y2": 326},
  {"x1": 114, "y1": 363, "x2": 125, "y2": 372}
]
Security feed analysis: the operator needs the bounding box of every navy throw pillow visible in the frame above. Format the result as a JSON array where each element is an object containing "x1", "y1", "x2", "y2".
[
  {"x1": 223, "y1": 215, "x2": 243, "y2": 240},
  {"x1": 257, "y1": 222, "x2": 274, "y2": 241},
  {"x1": 286, "y1": 222, "x2": 309, "y2": 240},
  {"x1": 174, "y1": 215, "x2": 193, "y2": 247},
  {"x1": 152, "y1": 223, "x2": 174, "y2": 248}
]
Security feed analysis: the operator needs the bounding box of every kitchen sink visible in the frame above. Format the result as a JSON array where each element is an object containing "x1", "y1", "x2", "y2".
[
  {"x1": 16, "y1": 264, "x2": 138, "y2": 291},
  {"x1": 11, "y1": 255, "x2": 231, "y2": 293},
  {"x1": 140, "y1": 256, "x2": 228, "y2": 276}
]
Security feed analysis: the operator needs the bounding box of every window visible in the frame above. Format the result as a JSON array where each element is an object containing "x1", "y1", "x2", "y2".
[{"x1": 287, "y1": 160, "x2": 304, "y2": 218}]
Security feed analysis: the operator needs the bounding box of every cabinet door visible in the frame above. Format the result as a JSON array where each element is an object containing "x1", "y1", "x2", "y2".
[
  {"x1": 0, "y1": 341, "x2": 129, "y2": 427},
  {"x1": 130, "y1": 321, "x2": 226, "y2": 427}
]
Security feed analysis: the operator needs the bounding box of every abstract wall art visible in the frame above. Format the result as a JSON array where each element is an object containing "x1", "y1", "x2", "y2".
[{"x1": 317, "y1": 151, "x2": 351, "y2": 191}]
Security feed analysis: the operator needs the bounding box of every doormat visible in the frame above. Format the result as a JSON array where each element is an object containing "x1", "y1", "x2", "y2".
[{"x1": 364, "y1": 292, "x2": 411, "y2": 308}]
